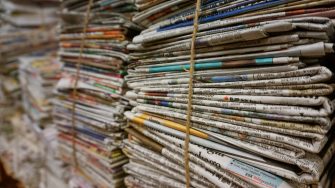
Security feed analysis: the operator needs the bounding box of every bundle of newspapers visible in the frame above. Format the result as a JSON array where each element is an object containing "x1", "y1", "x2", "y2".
[
  {"x1": 0, "y1": 1, "x2": 64, "y2": 187},
  {"x1": 0, "y1": 0, "x2": 58, "y2": 59},
  {"x1": 18, "y1": 54, "x2": 68, "y2": 188},
  {"x1": 54, "y1": 0, "x2": 141, "y2": 187},
  {"x1": 0, "y1": 20, "x2": 58, "y2": 113},
  {"x1": 39, "y1": 125, "x2": 70, "y2": 188},
  {"x1": 19, "y1": 55, "x2": 61, "y2": 127},
  {"x1": 0, "y1": 0, "x2": 58, "y2": 27},
  {"x1": 124, "y1": 0, "x2": 335, "y2": 187},
  {"x1": 0, "y1": 112, "x2": 47, "y2": 187},
  {"x1": 0, "y1": 27, "x2": 58, "y2": 106},
  {"x1": 9, "y1": 114, "x2": 45, "y2": 188}
]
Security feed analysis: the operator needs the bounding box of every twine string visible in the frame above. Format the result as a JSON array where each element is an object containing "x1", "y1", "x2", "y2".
[
  {"x1": 184, "y1": 0, "x2": 202, "y2": 187},
  {"x1": 70, "y1": 0, "x2": 94, "y2": 169}
]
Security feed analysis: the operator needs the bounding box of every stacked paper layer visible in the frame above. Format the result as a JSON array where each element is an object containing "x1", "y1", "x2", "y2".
[
  {"x1": 54, "y1": 0, "x2": 141, "y2": 187},
  {"x1": 17, "y1": 55, "x2": 68, "y2": 187},
  {"x1": 0, "y1": 27, "x2": 58, "y2": 106},
  {"x1": 0, "y1": 1, "x2": 65, "y2": 187},
  {"x1": 124, "y1": 1, "x2": 335, "y2": 187},
  {"x1": 39, "y1": 125, "x2": 70, "y2": 188},
  {"x1": 0, "y1": 113, "x2": 68, "y2": 188},
  {"x1": 0, "y1": 28, "x2": 57, "y2": 62},
  {"x1": 11, "y1": 114, "x2": 44, "y2": 188},
  {"x1": 0, "y1": 24, "x2": 58, "y2": 106},
  {"x1": 0, "y1": 0, "x2": 58, "y2": 27},
  {"x1": 19, "y1": 56, "x2": 61, "y2": 125}
]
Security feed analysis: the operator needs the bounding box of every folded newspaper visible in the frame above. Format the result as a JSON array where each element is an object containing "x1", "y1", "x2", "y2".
[
  {"x1": 54, "y1": 0, "x2": 141, "y2": 187},
  {"x1": 123, "y1": 1, "x2": 335, "y2": 187}
]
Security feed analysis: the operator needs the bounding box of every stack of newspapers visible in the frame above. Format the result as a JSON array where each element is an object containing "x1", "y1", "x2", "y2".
[
  {"x1": 0, "y1": 20, "x2": 58, "y2": 109},
  {"x1": 39, "y1": 125, "x2": 70, "y2": 188},
  {"x1": 19, "y1": 55, "x2": 61, "y2": 127},
  {"x1": 54, "y1": 0, "x2": 141, "y2": 187},
  {"x1": 18, "y1": 55, "x2": 68, "y2": 187},
  {"x1": 124, "y1": 1, "x2": 335, "y2": 187},
  {"x1": 0, "y1": 27, "x2": 58, "y2": 104},
  {"x1": 10, "y1": 114, "x2": 45, "y2": 188},
  {"x1": 0, "y1": 1, "x2": 64, "y2": 186},
  {"x1": 0, "y1": 0, "x2": 58, "y2": 27}
]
